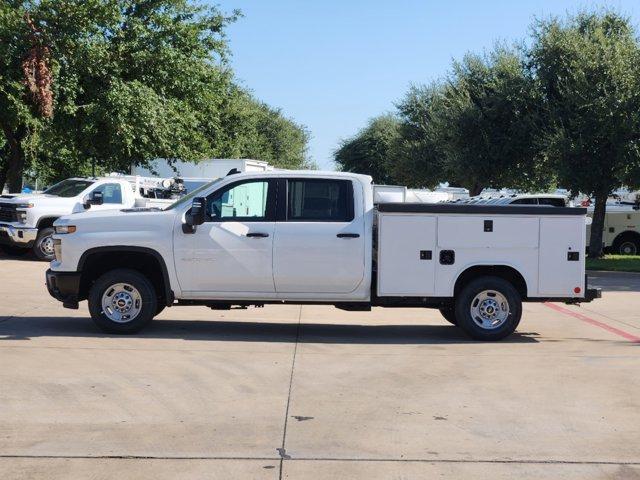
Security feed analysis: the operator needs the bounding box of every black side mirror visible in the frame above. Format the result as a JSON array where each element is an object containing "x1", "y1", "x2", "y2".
[
  {"x1": 83, "y1": 190, "x2": 104, "y2": 210},
  {"x1": 184, "y1": 197, "x2": 206, "y2": 233}
]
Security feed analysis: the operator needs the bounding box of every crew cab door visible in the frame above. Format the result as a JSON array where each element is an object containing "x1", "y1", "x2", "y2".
[
  {"x1": 173, "y1": 178, "x2": 277, "y2": 295},
  {"x1": 273, "y1": 178, "x2": 366, "y2": 294}
]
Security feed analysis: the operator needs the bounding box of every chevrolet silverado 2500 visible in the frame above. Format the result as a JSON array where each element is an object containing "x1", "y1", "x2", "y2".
[{"x1": 46, "y1": 171, "x2": 600, "y2": 340}]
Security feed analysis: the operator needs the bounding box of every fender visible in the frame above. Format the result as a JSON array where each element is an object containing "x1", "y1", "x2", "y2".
[{"x1": 78, "y1": 245, "x2": 174, "y2": 306}]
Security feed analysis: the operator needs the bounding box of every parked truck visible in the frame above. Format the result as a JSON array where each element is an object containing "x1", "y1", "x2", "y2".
[
  {"x1": 45, "y1": 171, "x2": 600, "y2": 341},
  {"x1": 0, "y1": 175, "x2": 191, "y2": 261}
]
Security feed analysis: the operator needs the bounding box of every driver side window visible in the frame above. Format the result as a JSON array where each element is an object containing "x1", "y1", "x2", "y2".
[
  {"x1": 91, "y1": 183, "x2": 123, "y2": 204},
  {"x1": 206, "y1": 180, "x2": 272, "y2": 221}
]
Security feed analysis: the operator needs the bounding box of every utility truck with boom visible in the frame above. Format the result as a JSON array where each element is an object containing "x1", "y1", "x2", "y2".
[
  {"x1": 0, "y1": 175, "x2": 193, "y2": 261},
  {"x1": 46, "y1": 171, "x2": 600, "y2": 341}
]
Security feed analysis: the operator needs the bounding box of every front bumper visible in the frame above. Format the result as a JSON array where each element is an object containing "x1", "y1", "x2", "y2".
[
  {"x1": 46, "y1": 269, "x2": 81, "y2": 309},
  {"x1": 0, "y1": 223, "x2": 38, "y2": 247}
]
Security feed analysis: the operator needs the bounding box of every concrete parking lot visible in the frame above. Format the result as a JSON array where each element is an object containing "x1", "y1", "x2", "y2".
[{"x1": 1, "y1": 255, "x2": 639, "y2": 479}]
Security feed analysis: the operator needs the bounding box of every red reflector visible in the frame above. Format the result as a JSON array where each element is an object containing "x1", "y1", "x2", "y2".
[{"x1": 574, "y1": 287, "x2": 581, "y2": 294}]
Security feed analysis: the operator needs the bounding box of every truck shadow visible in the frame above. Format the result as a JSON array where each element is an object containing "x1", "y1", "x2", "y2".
[{"x1": 0, "y1": 316, "x2": 540, "y2": 344}]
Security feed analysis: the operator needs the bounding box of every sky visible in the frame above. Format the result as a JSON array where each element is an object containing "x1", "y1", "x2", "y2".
[{"x1": 215, "y1": 0, "x2": 640, "y2": 170}]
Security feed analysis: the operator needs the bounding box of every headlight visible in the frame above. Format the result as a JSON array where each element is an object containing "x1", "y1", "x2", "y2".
[
  {"x1": 16, "y1": 203, "x2": 33, "y2": 223},
  {"x1": 54, "y1": 225, "x2": 77, "y2": 234}
]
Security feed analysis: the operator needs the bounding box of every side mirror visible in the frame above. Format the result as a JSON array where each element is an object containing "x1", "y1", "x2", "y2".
[
  {"x1": 83, "y1": 190, "x2": 104, "y2": 209},
  {"x1": 184, "y1": 197, "x2": 206, "y2": 233}
]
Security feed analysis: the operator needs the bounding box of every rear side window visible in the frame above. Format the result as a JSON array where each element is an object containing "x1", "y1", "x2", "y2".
[
  {"x1": 287, "y1": 179, "x2": 354, "y2": 222},
  {"x1": 538, "y1": 197, "x2": 566, "y2": 207},
  {"x1": 511, "y1": 198, "x2": 537, "y2": 205}
]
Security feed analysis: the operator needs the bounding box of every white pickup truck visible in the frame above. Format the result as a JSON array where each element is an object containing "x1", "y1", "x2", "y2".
[
  {"x1": 0, "y1": 175, "x2": 189, "y2": 260},
  {"x1": 46, "y1": 171, "x2": 600, "y2": 341}
]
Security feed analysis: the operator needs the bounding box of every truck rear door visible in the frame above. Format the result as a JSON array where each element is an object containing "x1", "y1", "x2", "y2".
[{"x1": 273, "y1": 178, "x2": 366, "y2": 294}]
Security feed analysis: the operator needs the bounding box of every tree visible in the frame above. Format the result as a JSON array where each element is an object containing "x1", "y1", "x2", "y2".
[
  {"x1": 396, "y1": 48, "x2": 547, "y2": 196},
  {"x1": 530, "y1": 12, "x2": 640, "y2": 257},
  {"x1": 219, "y1": 88, "x2": 311, "y2": 170},
  {"x1": 0, "y1": 0, "x2": 239, "y2": 192},
  {"x1": 334, "y1": 114, "x2": 401, "y2": 184}
]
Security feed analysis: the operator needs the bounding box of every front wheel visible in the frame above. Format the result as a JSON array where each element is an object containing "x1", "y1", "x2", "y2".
[
  {"x1": 33, "y1": 227, "x2": 56, "y2": 261},
  {"x1": 454, "y1": 276, "x2": 522, "y2": 341},
  {"x1": 88, "y1": 269, "x2": 158, "y2": 334}
]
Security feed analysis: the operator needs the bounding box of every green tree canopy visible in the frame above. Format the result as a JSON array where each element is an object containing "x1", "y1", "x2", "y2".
[
  {"x1": 0, "y1": 0, "x2": 310, "y2": 192},
  {"x1": 334, "y1": 114, "x2": 401, "y2": 184},
  {"x1": 530, "y1": 11, "x2": 640, "y2": 257},
  {"x1": 395, "y1": 48, "x2": 546, "y2": 195}
]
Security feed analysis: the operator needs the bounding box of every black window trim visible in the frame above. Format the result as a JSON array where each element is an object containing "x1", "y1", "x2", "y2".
[
  {"x1": 282, "y1": 177, "x2": 355, "y2": 223},
  {"x1": 203, "y1": 177, "x2": 277, "y2": 223}
]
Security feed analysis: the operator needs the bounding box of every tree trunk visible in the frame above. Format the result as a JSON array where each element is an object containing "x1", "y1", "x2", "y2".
[
  {"x1": 0, "y1": 124, "x2": 26, "y2": 193},
  {"x1": 588, "y1": 191, "x2": 608, "y2": 259},
  {"x1": 468, "y1": 182, "x2": 483, "y2": 197},
  {"x1": 0, "y1": 161, "x2": 7, "y2": 194}
]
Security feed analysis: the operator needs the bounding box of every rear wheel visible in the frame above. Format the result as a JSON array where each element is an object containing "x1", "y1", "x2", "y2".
[
  {"x1": 612, "y1": 234, "x2": 640, "y2": 255},
  {"x1": 455, "y1": 276, "x2": 522, "y2": 341},
  {"x1": 88, "y1": 269, "x2": 158, "y2": 334},
  {"x1": 33, "y1": 227, "x2": 56, "y2": 261},
  {"x1": 439, "y1": 305, "x2": 457, "y2": 325}
]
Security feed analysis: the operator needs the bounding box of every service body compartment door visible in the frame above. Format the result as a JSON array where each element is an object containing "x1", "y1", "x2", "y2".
[
  {"x1": 377, "y1": 214, "x2": 437, "y2": 296},
  {"x1": 538, "y1": 217, "x2": 585, "y2": 296}
]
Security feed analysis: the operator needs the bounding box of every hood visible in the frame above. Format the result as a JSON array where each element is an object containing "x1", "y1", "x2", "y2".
[
  {"x1": 0, "y1": 193, "x2": 42, "y2": 204},
  {"x1": 55, "y1": 206, "x2": 174, "y2": 233},
  {"x1": 0, "y1": 193, "x2": 77, "y2": 206}
]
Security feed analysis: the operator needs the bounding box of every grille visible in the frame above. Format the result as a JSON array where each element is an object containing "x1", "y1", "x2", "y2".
[{"x1": 0, "y1": 202, "x2": 18, "y2": 223}]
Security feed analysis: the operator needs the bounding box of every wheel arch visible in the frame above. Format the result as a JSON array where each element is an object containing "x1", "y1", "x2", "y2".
[
  {"x1": 453, "y1": 265, "x2": 528, "y2": 299},
  {"x1": 78, "y1": 246, "x2": 173, "y2": 306},
  {"x1": 37, "y1": 217, "x2": 59, "y2": 229},
  {"x1": 612, "y1": 230, "x2": 640, "y2": 251}
]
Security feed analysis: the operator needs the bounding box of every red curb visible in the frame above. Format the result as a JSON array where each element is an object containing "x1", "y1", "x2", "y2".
[{"x1": 544, "y1": 302, "x2": 640, "y2": 342}]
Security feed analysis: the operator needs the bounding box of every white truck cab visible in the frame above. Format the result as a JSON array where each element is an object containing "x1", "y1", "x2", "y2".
[
  {"x1": 46, "y1": 171, "x2": 600, "y2": 341},
  {"x1": 0, "y1": 175, "x2": 193, "y2": 260}
]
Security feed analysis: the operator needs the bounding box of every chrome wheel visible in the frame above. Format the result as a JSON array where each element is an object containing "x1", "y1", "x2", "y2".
[
  {"x1": 620, "y1": 241, "x2": 637, "y2": 255},
  {"x1": 40, "y1": 235, "x2": 55, "y2": 257},
  {"x1": 101, "y1": 283, "x2": 142, "y2": 323},
  {"x1": 470, "y1": 290, "x2": 510, "y2": 330}
]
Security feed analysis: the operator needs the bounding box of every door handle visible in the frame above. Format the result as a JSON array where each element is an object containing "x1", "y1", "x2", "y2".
[
  {"x1": 337, "y1": 233, "x2": 360, "y2": 238},
  {"x1": 246, "y1": 232, "x2": 269, "y2": 238}
]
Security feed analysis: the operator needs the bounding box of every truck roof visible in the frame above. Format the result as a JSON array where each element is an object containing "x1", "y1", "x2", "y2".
[{"x1": 226, "y1": 170, "x2": 373, "y2": 183}]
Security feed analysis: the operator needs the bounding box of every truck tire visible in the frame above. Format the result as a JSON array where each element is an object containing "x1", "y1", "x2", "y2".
[
  {"x1": 33, "y1": 227, "x2": 56, "y2": 261},
  {"x1": 454, "y1": 276, "x2": 522, "y2": 341},
  {"x1": 612, "y1": 233, "x2": 640, "y2": 255},
  {"x1": 0, "y1": 244, "x2": 30, "y2": 256},
  {"x1": 439, "y1": 305, "x2": 458, "y2": 325},
  {"x1": 88, "y1": 268, "x2": 158, "y2": 334}
]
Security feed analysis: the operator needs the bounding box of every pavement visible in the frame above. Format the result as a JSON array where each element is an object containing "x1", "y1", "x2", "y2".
[{"x1": 0, "y1": 255, "x2": 639, "y2": 479}]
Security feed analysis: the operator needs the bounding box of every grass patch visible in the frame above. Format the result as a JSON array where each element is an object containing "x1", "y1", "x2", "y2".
[{"x1": 586, "y1": 255, "x2": 640, "y2": 272}]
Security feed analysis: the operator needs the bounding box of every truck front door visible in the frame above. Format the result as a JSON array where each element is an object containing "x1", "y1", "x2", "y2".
[
  {"x1": 173, "y1": 178, "x2": 277, "y2": 295},
  {"x1": 273, "y1": 178, "x2": 366, "y2": 294}
]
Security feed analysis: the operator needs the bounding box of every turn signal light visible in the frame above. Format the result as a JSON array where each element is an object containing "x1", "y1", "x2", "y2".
[{"x1": 55, "y1": 225, "x2": 76, "y2": 234}]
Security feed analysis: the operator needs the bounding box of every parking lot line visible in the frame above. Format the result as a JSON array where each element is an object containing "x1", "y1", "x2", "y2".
[{"x1": 544, "y1": 303, "x2": 640, "y2": 342}]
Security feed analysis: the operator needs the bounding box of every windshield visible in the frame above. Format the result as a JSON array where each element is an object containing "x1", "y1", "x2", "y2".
[
  {"x1": 44, "y1": 179, "x2": 94, "y2": 198},
  {"x1": 165, "y1": 178, "x2": 223, "y2": 210}
]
